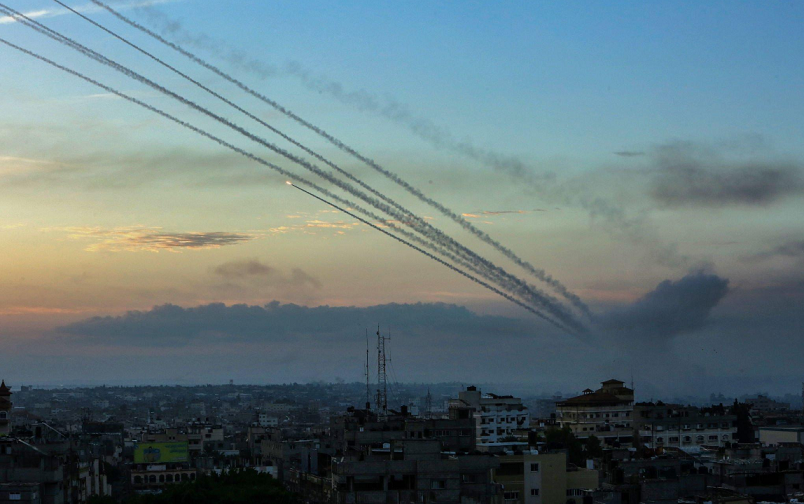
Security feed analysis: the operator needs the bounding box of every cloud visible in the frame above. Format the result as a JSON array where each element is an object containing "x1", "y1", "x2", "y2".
[
  {"x1": 212, "y1": 259, "x2": 321, "y2": 288},
  {"x1": 213, "y1": 259, "x2": 273, "y2": 278},
  {"x1": 51, "y1": 226, "x2": 257, "y2": 252},
  {"x1": 614, "y1": 151, "x2": 645, "y2": 157},
  {"x1": 753, "y1": 240, "x2": 804, "y2": 261},
  {"x1": 649, "y1": 140, "x2": 803, "y2": 207},
  {"x1": 598, "y1": 271, "x2": 730, "y2": 343},
  {"x1": 55, "y1": 301, "x2": 540, "y2": 346}
]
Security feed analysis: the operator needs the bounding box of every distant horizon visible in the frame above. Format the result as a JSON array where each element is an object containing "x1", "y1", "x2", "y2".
[{"x1": 8, "y1": 379, "x2": 803, "y2": 404}]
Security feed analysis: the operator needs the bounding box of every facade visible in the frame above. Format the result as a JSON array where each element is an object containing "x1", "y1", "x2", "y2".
[
  {"x1": 492, "y1": 451, "x2": 598, "y2": 504},
  {"x1": 0, "y1": 381, "x2": 11, "y2": 437},
  {"x1": 634, "y1": 403, "x2": 737, "y2": 450},
  {"x1": 0, "y1": 439, "x2": 64, "y2": 504},
  {"x1": 759, "y1": 426, "x2": 804, "y2": 446},
  {"x1": 556, "y1": 380, "x2": 634, "y2": 447},
  {"x1": 744, "y1": 395, "x2": 790, "y2": 413},
  {"x1": 450, "y1": 386, "x2": 530, "y2": 447},
  {"x1": 331, "y1": 439, "x2": 501, "y2": 504}
]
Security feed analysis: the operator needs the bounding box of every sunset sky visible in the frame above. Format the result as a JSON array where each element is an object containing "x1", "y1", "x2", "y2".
[{"x1": 1, "y1": 0, "x2": 802, "y2": 396}]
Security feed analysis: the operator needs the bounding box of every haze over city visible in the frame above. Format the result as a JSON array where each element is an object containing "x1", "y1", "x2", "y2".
[{"x1": 1, "y1": 0, "x2": 803, "y2": 398}]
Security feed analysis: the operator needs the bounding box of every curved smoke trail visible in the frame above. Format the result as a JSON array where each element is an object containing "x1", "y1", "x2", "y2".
[
  {"x1": 2, "y1": 3, "x2": 586, "y2": 332},
  {"x1": 87, "y1": 0, "x2": 593, "y2": 319}
]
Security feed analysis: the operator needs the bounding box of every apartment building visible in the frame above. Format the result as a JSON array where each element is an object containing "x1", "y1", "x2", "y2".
[
  {"x1": 450, "y1": 386, "x2": 530, "y2": 447},
  {"x1": 634, "y1": 403, "x2": 737, "y2": 450},
  {"x1": 492, "y1": 451, "x2": 598, "y2": 504},
  {"x1": 556, "y1": 380, "x2": 634, "y2": 447}
]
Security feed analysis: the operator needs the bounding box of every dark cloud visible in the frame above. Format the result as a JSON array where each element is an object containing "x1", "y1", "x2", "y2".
[
  {"x1": 753, "y1": 240, "x2": 804, "y2": 260},
  {"x1": 614, "y1": 151, "x2": 645, "y2": 157},
  {"x1": 213, "y1": 259, "x2": 273, "y2": 278},
  {"x1": 649, "y1": 140, "x2": 803, "y2": 207},
  {"x1": 56, "y1": 301, "x2": 541, "y2": 347},
  {"x1": 211, "y1": 259, "x2": 321, "y2": 289},
  {"x1": 54, "y1": 227, "x2": 257, "y2": 252},
  {"x1": 598, "y1": 271, "x2": 730, "y2": 342}
]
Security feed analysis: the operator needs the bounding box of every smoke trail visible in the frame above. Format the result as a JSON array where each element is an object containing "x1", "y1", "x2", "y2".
[
  {"x1": 0, "y1": 12, "x2": 583, "y2": 333},
  {"x1": 0, "y1": 36, "x2": 577, "y2": 333},
  {"x1": 53, "y1": 0, "x2": 588, "y2": 329},
  {"x1": 88, "y1": 0, "x2": 593, "y2": 319},
  {"x1": 10, "y1": 3, "x2": 586, "y2": 332},
  {"x1": 289, "y1": 182, "x2": 578, "y2": 334}
]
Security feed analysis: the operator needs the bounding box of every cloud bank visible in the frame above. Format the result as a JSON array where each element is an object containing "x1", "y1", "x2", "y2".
[{"x1": 56, "y1": 301, "x2": 539, "y2": 346}]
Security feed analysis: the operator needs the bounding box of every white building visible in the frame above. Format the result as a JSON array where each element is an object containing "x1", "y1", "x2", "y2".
[
  {"x1": 258, "y1": 412, "x2": 279, "y2": 428},
  {"x1": 449, "y1": 386, "x2": 529, "y2": 446}
]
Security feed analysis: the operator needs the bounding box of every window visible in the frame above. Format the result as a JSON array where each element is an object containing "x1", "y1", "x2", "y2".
[
  {"x1": 9, "y1": 494, "x2": 21, "y2": 501},
  {"x1": 531, "y1": 489, "x2": 540, "y2": 496},
  {"x1": 431, "y1": 480, "x2": 446, "y2": 490},
  {"x1": 504, "y1": 491, "x2": 520, "y2": 500},
  {"x1": 0, "y1": 412, "x2": 6, "y2": 419},
  {"x1": 530, "y1": 463, "x2": 540, "y2": 472}
]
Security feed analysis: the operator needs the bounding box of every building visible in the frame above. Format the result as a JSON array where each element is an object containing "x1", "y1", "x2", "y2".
[
  {"x1": 556, "y1": 380, "x2": 634, "y2": 447},
  {"x1": 492, "y1": 451, "x2": 598, "y2": 504},
  {"x1": 758, "y1": 426, "x2": 804, "y2": 446},
  {"x1": 744, "y1": 395, "x2": 790, "y2": 414},
  {"x1": 0, "y1": 439, "x2": 64, "y2": 504},
  {"x1": 449, "y1": 386, "x2": 530, "y2": 447},
  {"x1": 331, "y1": 438, "x2": 501, "y2": 504},
  {"x1": 634, "y1": 403, "x2": 737, "y2": 450},
  {"x1": 0, "y1": 381, "x2": 11, "y2": 437}
]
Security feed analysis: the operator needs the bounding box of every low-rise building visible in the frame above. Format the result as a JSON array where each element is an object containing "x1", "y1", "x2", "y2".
[
  {"x1": 635, "y1": 403, "x2": 737, "y2": 450},
  {"x1": 556, "y1": 380, "x2": 634, "y2": 447},
  {"x1": 450, "y1": 386, "x2": 529, "y2": 447},
  {"x1": 493, "y1": 451, "x2": 598, "y2": 504}
]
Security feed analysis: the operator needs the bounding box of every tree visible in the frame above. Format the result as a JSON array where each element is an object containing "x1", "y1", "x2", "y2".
[
  {"x1": 125, "y1": 469, "x2": 299, "y2": 504},
  {"x1": 544, "y1": 426, "x2": 584, "y2": 466}
]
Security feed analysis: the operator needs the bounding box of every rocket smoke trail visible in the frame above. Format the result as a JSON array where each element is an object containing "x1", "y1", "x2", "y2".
[
  {"x1": 86, "y1": 0, "x2": 593, "y2": 319},
  {"x1": 0, "y1": 10, "x2": 582, "y2": 333},
  {"x1": 287, "y1": 182, "x2": 577, "y2": 333},
  {"x1": 50, "y1": 1, "x2": 587, "y2": 331},
  {"x1": 3, "y1": 3, "x2": 586, "y2": 332},
  {"x1": 0, "y1": 36, "x2": 575, "y2": 334}
]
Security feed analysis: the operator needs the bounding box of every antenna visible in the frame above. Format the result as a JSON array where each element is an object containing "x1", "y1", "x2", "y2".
[
  {"x1": 365, "y1": 329, "x2": 371, "y2": 412},
  {"x1": 376, "y1": 325, "x2": 389, "y2": 415},
  {"x1": 425, "y1": 387, "x2": 432, "y2": 419}
]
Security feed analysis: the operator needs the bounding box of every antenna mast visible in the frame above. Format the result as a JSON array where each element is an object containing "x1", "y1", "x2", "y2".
[
  {"x1": 365, "y1": 329, "x2": 371, "y2": 411},
  {"x1": 376, "y1": 325, "x2": 389, "y2": 415}
]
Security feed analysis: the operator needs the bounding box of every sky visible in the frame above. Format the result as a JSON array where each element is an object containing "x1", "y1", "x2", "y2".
[{"x1": 0, "y1": 0, "x2": 802, "y2": 397}]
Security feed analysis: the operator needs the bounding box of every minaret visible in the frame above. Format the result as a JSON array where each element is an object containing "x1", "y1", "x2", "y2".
[{"x1": 0, "y1": 380, "x2": 12, "y2": 437}]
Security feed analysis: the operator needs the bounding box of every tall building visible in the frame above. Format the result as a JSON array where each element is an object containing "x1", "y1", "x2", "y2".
[
  {"x1": 555, "y1": 379, "x2": 634, "y2": 447},
  {"x1": 0, "y1": 380, "x2": 11, "y2": 437}
]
